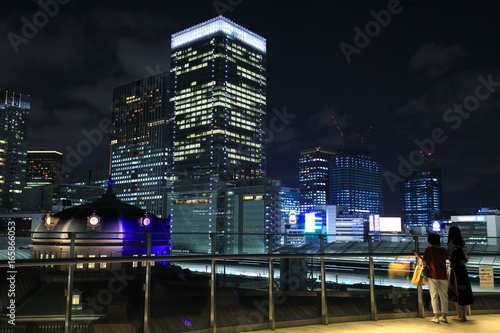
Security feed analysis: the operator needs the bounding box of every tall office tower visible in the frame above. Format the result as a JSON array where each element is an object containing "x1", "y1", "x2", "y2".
[
  {"x1": 401, "y1": 166, "x2": 442, "y2": 231},
  {"x1": 299, "y1": 147, "x2": 335, "y2": 213},
  {"x1": 111, "y1": 73, "x2": 170, "y2": 216},
  {"x1": 0, "y1": 90, "x2": 30, "y2": 211},
  {"x1": 168, "y1": 17, "x2": 266, "y2": 253},
  {"x1": 329, "y1": 148, "x2": 383, "y2": 215},
  {"x1": 25, "y1": 151, "x2": 63, "y2": 188}
]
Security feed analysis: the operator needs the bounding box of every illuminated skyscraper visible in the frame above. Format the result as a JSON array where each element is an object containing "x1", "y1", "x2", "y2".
[
  {"x1": 401, "y1": 167, "x2": 442, "y2": 231},
  {"x1": 329, "y1": 148, "x2": 383, "y2": 215},
  {"x1": 110, "y1": 73, "x2": 170, "y2": 216},
  {"x1": 299, "y1": 147, "x2": 335, "y2": 213},
  {"x1": 299, "y1": 148, "x2": 382, "y2": 217},
  {"x1": 168, "y1": 17, "x2": 267, "y2": 253},
  {"x1": 0, "y1": 90, "x2": 30, "y2": 211}
]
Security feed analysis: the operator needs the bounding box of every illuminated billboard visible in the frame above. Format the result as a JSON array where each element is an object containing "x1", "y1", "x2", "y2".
[
  {"x1": 305, "y1": 211, "x2": 323, "y2": 233},
  {"x1": 432, "y1": 220, "x2": 441, "y2": 232},
  {"x1": 379, "y1": 217, "x2": 402, "y2": 232}
]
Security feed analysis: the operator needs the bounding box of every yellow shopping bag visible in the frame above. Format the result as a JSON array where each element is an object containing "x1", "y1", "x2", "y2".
[{"x1": 411, "y1": 264, "x2": 426, "y2": 286}]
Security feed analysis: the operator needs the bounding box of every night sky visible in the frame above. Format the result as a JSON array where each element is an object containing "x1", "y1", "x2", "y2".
[{"x1": 1, "y1": 0, "x2": 500, "y2": 216}]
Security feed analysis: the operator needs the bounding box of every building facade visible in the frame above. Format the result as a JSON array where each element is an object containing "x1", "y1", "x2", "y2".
[
  {"x1": 168, "y1": 17, "x2": 267, "y2": 253},
  {"x1": 400, "y1": 167, "x2": 442, "y2": 231},
  {"x1": 110, "y1": 73, "x2": 170, "y2": 217},
  {"x1": 299, "y1": 147, "x2": 335, "y2": 213},
  {"x1": 0, "y1": 90, "x2": 30, "y2": 211},
  {"x1": 25, "y1": 151, "x2": 63, "y2": 188},
  {"x1": 71, "y1": 168, "x2": 109, "y2": 188},
  {"x1": 329, "y1": 148, "x2": 383, "y2": 215},
  {"x1": 280, "y1": 187, "x2": 300, "y2": 226},
  {"x1": 450, "y1": 212, "x2": 500, "y2": 245},
  {"x1": 223, "y1": 179, "x2": 281, "y2": 253}
]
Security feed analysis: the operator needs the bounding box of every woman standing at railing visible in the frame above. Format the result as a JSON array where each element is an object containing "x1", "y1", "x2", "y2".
[
  {"x1": 447, "y1": 226, "x2": 474, "y2": 322},
  {"x1": 413, "y1": 233, "x2": 449, "y2": 323}
]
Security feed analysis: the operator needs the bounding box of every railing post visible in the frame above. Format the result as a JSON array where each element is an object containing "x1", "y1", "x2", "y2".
[
  {"x1": 267, "y1": 234, "x2": 275, "y2": 330},
  {"x1": 210, "y1": 233, "x2": 217, "y2": 333},
  {"x1": 320, "y1": 234, "x2": 328, "y2": 325},
  {"x1": 414, "y1": 235, "x2": 425, "y2": 318},
  {"x1": 64, "y1": 232, "x2": 75, "y2": 333},
  {"x1": 143, "y1": 233, "x2": 152, "y2": 333},
  {"x1": 368, "y1": 235, "x2": 377, "y2": 321}
]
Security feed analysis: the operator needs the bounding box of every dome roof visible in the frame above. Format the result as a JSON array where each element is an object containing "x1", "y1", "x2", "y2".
[{"x1": 33, "y1": 186, "x2": 169, "y2": 240}]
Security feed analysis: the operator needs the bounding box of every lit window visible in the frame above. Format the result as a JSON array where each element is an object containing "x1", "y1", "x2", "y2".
[
  {"x1": 76, "y1": 255, "x2": 84, "y2": 269},
  {"x1": 100, "y1": 254, "x2": 107, "y2": 269}
]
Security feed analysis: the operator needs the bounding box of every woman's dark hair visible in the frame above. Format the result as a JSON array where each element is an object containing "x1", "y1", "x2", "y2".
[
  {"x1": 448, "y1": 226, "x2": 465, "y2": 247},
  {"x1": 428, "y1": 233, "x2": 440, "y2": 246}
]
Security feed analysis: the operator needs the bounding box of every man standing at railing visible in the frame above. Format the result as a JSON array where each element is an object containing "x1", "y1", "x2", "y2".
[{"x1": 413, "y1": 233, "x2": 449, "y2": 323}]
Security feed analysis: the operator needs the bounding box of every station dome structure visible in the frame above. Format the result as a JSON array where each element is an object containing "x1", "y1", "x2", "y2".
[{"x1": 31, "y1": 181, "x2": 171, "y2": 270}]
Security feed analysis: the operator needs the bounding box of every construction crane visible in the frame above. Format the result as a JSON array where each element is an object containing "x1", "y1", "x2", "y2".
[
  {"x1": 356, "y1": 126, "x2": 373, "y2": 145},
  {"x1": 331, "y1": 116, "x2": 349, "y2": 146},
  {"x1": 420, "y1": 150, "x2": 436, "y2": 168}
]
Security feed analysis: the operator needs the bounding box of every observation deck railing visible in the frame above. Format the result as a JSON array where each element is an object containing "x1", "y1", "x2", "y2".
[{"x1": 1, "y1": 232, "x2": 500, "y2": 333}]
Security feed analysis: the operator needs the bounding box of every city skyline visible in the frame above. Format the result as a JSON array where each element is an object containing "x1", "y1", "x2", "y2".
[{"x1": 1, "y1": 1, "x2": 500, "y2": 215}]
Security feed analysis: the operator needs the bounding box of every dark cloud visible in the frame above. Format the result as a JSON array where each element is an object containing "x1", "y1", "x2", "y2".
[
  {"x1": 116, "y1": 37, "x2": 170, "y2": 78},
  {"x1": 410, "y1": 43, "x2": 465, "y2": 79}
]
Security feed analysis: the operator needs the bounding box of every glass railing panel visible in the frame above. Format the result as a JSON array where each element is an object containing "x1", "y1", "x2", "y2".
[
  {"x1": 274, "y1": 256, "x2": 322, "y2": 323},
  {"x1": 375, "y1": 255, "x2": 417, "y2": 314},
  {"x1": 217, "y1": 258, "x2": 270, "y2": 330},
  {"x1": 4, "y1": 231, "x2": 500, "y2": 332},
  {"x1": 73, "y1": 263, "x2": 140, "y2": 331},
  {"x1": 326, "y1": 256, "x2": 371, "y2": 317},
  {"x1": 153, "y1": 259, "x2": 211, "y2": 332}
]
